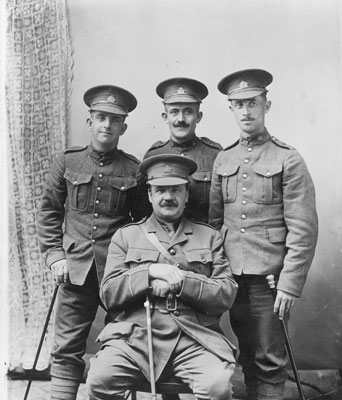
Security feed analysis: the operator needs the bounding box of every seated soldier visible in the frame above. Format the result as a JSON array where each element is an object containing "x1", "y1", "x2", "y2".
[{"x1": 87, "y1": 154, "x2": 238, "y2": 400}]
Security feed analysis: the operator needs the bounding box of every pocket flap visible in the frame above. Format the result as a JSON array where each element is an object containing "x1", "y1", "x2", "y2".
[
  {"x1": 63, "y1": 232, "x2": 76, "y2": 251},
  {"x1": 267, "y1": 226, "x2": 288, "y2": 243},
  {"x1": 108, "y1": 177, "x2": 137, "y2": 191},
  {"x1": 254, "y1": 164, "x2": 282, "y2": 177},
  {"x1": 192, "y1": 170, "x2": 212, "y2": 182},
  {"x1": 64, "y1": 169, "x2": 92, "y2": 185},
  {"x1": 217, "y1": 164, "x2": 240, "y2": 177},
  {"x1": 184, "y1": 249, "x2": 213, "y2": 264},
  {"x1": 125, "y1": 248, "x2": 159, "y2": 263}
]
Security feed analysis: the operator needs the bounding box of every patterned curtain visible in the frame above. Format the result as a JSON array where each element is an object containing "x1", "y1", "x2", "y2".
[{"x1": 6, "y1": 0, "x2": 72, "y2": 371}]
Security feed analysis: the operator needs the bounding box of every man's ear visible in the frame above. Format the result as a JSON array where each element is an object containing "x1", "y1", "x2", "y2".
[
  {"x1": 197, "y1": 111, "x2": 203, "y2": 123},
  {"x1": 148, "y1": 187, "x2": 153, "y2": 204},
  {"x1": 229, "y1": 104, "x2": 233, "y2": 113},
  {"x1": 86, "y1": 117, "x2": 92, "y2": 132},
  {"x1": 265, "y1": 100, "x2": 272, "y2": 114},
  {"x1": 162, "y1": 112, "x2": 168, "y2": 123},
  {"x1": 120, "y1": 123, "x2": 128, "y2": 136}
]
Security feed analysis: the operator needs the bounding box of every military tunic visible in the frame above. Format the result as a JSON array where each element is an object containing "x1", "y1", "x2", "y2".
[
  {"x1": 209, "y1": 130, "x2": 318, "y2": 296},
  {"x1": 96, "y1": 213, "x2": 237, "y2": 382},
  {"x1": 38, "y1": 144, "x2": 142, "y2": 284},
  {"x1": 142, "y1": 136, "x2": 222, "y2": 222}
]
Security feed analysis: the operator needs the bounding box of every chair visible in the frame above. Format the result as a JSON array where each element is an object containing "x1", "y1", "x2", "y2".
[{"x1": 129, "y1": 378, "x2": 193, "y2": 399}]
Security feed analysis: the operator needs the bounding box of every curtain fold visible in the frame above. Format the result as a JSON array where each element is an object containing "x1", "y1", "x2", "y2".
[{"x1": 6, "y1": 0, "x2": 72, "y2": 370}]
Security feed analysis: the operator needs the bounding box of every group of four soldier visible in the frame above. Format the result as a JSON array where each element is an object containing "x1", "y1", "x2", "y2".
[{"x1": 38, "y1": 69, "x2": 318, "y2": 400}]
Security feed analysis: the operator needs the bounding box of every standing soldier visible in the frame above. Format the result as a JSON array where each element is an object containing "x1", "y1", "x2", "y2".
[
  {"x1": 142, "y1": 77, "x2": 222, "y2": 223},
  {"x1": 38, "y1": 85, "x2": 142, "y2": 400},
  {"x1": 209, "y1": 69, "x2": 318, "y2": 400}
]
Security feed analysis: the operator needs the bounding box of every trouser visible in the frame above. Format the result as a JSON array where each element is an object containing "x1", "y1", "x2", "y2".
[
  {"x1": 51, "y1": 264, "x2": 102, "y2": 398},
  {"x1": 87, "y1": 333, "x2": 235, "y2": 400},
  {"x1": 230, "y1": 274, "x2": 288, "y2": 400}
]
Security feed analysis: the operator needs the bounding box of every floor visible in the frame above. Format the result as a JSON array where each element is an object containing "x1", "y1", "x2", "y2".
[{"x1": 6, "y1": 366, "x2": 342, "y2": 400}]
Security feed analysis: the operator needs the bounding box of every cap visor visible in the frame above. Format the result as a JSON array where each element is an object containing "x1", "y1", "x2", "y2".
[
  {"x1": 147, "y1": 177, "x2": 189, "y2": 186},
  {"x1": 90, "y1": 105, "x2": 127, "y2": 115},
  {"x1": 228, "y1": 88, "x2": 265, "y2": 100}
]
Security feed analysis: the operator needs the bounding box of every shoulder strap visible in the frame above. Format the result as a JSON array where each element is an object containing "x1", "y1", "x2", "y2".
[{"x1": 139, "y1": 224, "x2": 180, "y2": 267}]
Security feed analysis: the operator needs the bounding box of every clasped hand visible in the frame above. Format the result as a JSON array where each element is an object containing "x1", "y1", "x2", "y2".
[{"x1": 149, "y1": 263, "x2": 184, "y2": 297}]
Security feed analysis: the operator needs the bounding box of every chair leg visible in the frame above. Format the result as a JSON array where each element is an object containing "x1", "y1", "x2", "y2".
[{"x1": 131, "y1": 390, "x2": 137, "y2": 400}]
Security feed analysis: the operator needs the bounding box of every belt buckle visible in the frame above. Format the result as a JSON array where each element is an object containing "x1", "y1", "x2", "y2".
[{"x1": 166, "y1": 294, "x2": 177, "y2": 312}]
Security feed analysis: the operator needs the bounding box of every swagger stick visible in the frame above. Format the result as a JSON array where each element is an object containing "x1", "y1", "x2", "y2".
[
  {"x1": 144, "y1": 294, "x2": 157, "y2": 400},
  {"x1": 266, "y1": 275, "x2": 306, "y2": 400},
  {"x1": 23, "y1": 284, "x2": 59, "y2": 400}
]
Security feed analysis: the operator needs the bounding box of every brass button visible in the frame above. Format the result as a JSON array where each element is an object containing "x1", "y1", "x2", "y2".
[
  {"x1": 242, "y1": 200, "x2": 247, "y2": 205},
  {"x1": 244, "y1": 159, "x2": 249, "y2": 164},
  {"x1": 73, "y1": 180, "x2": 78, "y2": 185},
  {"x1": 94, "y1": 213, "x2": 99, "y2": 218},
  {"x1": 98, "y1": 173, "x2": 103, "y2": 178},
  {"x1": 247, "y1": 147, "x2": 253, "y2": 152},
  {"x1": 95, "y1": 200, "x2": 100, "y2": 205},
  {"x1": 240, "y1": 228, "x2": 246, "y2": 233},
  {"x1": 241, "y1": 214, "x2": 247, "y2": 219},
  {"x1": 99, "y1": 162, "x2": 104, "y2": 167},
  {"x1": 169, "y1": 248, "x2": 176, "y2": 255},
  {"x1": 173, "y1": 311, "x2": 180, "y2": 316},
  {"x1": 91, "y1": 239, "x2": 96, "y2": 244},
  {"x1": 242, "y1": 173, "x2": 248, "y2": 179},
  {"x1": 93, "y1": 226, "x2": 98, "y2": 231},
  {"x1": 202, "y1": 258, "x2": 206, "y2": 263},
  {"x1": 266, "y1": 172, "x2": 271, "y2": 177},
  {"x1": 242, "y1": 187, "x2": 247, "y2": 192},
  {"x1": 137, "y1": 256, "x2": 141, "y2": 261},
  {"x1": 97, "y1": 187, "x2": 102, "y2": 192},
  {"x1": 121, "y1": 186, "x2": 125, "y2": 190}
]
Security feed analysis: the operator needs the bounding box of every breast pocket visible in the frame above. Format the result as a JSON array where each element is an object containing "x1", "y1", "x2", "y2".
[
  {"x1": 125, "y1": 248, "x2": 159, "y2": 267},
  {"x1": 64, "y1": 169, "x2": 93, "y2": 211},
  {"x1": 190, "y1": 170, "x2": 212, "y2": 207},
  {"x1": 108, "y1": 177, "x2": 137, "y2": 215},
  {"x1": 253, "y1": 164, "x2": 283, "y2": 204},
  {"x1": 184, "y1": 249, "x2": 213, "y2": 277},
  {"x1": 217, "y1": 165, "x2": 240, "y2": 203}
]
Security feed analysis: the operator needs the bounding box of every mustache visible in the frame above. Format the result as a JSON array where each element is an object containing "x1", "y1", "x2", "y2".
[
  {"x1": 173, "y1": 121, "x2": 189, "y2": 128},
  {"x1": 160, "y1": 200, "x2": 178, "y2": 207}
]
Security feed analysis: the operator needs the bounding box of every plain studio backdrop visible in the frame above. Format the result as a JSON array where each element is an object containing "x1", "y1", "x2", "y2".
[{"x1": 1, "y1": 0, "x2": 341, "y2": 386}]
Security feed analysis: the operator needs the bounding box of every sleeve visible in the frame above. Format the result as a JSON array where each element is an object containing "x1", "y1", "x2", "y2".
[
  {"x1": 37, "y1": 153, "x2": 68, "y2": 268},
  {"x1": 100, "y1": 228, "x2": 151, "y2": 313},
  {"x1": 178, "y1": 230, "x2": 238, "y2": 315},
  {"x1": 277, "y1": 150, "x2": 318, "y2": 297},
  {"x1": 208, "y1": 152, "x2": 225, "y2": 230}
]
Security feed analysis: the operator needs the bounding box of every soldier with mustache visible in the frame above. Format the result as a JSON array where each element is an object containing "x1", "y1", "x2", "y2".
[
  {"x1": 140, "y1": 77, "x2": 222, "y2": 223},
  {"x1": 209, "y1": 69, "x2": 318, "y2": 400}
]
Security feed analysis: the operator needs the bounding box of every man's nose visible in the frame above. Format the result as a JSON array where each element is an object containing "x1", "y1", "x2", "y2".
[
  {"x1": 242, "y1": 104, "x2": 250, "y2": 115},
  {"x1": 177, "y1": 111, "x2": 185, "y2": 122},
  {"x1": 103, "y1": 117, "x2": 111, "y2": 127},
  {"x1": 163, "y1": 190, "x2": 173, "y2": 200}
]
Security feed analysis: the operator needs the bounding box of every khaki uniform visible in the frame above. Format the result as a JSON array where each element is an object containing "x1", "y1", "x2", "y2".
[
  {"x1": 209, "y1": 130, "x2": 318, "y2": 296},
  {"x1": 91, "y1": 214, "x2": 237, "y2": 383}
]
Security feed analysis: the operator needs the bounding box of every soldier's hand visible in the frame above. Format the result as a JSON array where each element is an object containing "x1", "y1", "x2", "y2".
[
  {"x1": 150, "y1": 279, "x2": 170, "y2": 297},
  {"x1": 51, "y1": 259, "x2": 69, "y2": 285},
  {"x1": 274, "y1": 289, "x2": 296, "y2": 320},
  {"x1": 149, "y1": 263, "x2": 184, "y2": 294}
]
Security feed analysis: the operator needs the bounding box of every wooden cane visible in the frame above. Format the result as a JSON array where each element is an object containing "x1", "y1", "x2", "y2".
[
  {"x1": 144, "y1": 294, "x2": 157, "y2": 400},
  {"x1": 23, "y1": 283, "x2": 59, "y2": 400},
  {"x1": 266, "y1": 275, "x2": 306, "y2": 400}
]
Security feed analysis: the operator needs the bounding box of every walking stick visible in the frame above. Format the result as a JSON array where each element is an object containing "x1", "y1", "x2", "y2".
[
  {"x1": 23, "y1": 284, "x2": 59, "y2": 400},
  {"x1": 266, "y1": 275, "x2": 306, "y2": 400},
  {"x1": 144, "y1": 294, "x2": 157, "y2": 400}
]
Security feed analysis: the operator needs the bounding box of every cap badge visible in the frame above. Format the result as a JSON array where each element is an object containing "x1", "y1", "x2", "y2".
[
  {"x1": 107, "y1": 95, "x2": 116, "y2": 104},
  {"x1": 177, "y1": 86, "x2": 186, "y2": 95},
  {"x1": 164, "y1": 165, "x2": 173, "y2": 174},
  {"x1": 238, "y1": 80, "x2": 249, "y2": 89}
]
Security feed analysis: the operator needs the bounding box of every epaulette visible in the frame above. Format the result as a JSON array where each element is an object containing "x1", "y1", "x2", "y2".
[
  {"x1": 198, "y1": 137, "x2": 223, "y2": 150},
  {"x1": 122, "y1": 217, "x2": 147, "y2": 229},
  {"x1": 147, "y1": 140, "x2": 169, "y2": 151},
  {"x1": 270, "y1": 136, "x2": 294, "y2": 150},
  {"x1": 64, "y1": 145, "x2": 88, "y2": 154},
  {"x1": 223, "y1": 139, "x2": 240, "y2": 151},
  {"x1": 119, "y1": 149, "x2": 140, "y2": 164}
]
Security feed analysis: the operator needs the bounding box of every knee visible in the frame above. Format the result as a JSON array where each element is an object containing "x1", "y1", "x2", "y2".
[
  {"x1": 202, "y1": 364, "x2": 235, "y2": 400},
  {"x1": 86, "y1": 359, "x2": 116, "y2": 400}
]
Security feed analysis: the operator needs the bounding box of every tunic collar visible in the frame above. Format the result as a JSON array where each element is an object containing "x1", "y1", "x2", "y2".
[
  {"x1": 240, "y1": 129, "x2": 271, "y2": 146},
  {"x1": 170, "y1": 135, "x2": 198, "y2": 150},
  {"x1": 88, "y1": 143, "x2": 119, "y2": 162}
]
